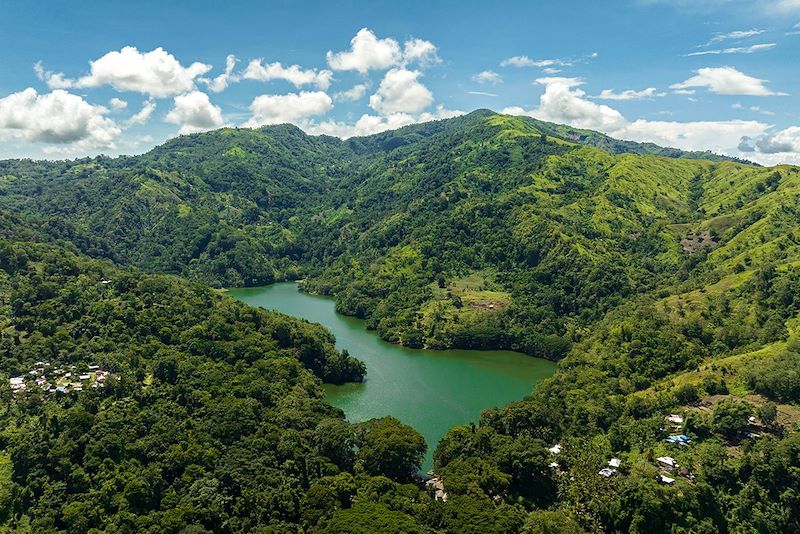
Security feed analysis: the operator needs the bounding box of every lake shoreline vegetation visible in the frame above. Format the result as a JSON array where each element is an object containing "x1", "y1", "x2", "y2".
[{"x1": 1, "y1": 111, "x2": 799, "y2": 532}]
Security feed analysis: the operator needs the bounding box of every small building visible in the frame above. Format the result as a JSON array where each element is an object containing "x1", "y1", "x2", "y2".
[
  {"x1": 666, "y1": 434, "x2": 691, "y2": 445},
  {"x1": 598, "y1": 468, "x2": 616, "y2": 478},
  {"x1": 659, "y1": 474, "x2": 675, "y2": 485},
  {"x1": 665, "y1": 414, "x2": 684, "y2": 425},
  {"x1": 79, "y1": 374, "x2": 90, "y2": 381},
  {"x1": 657, "y1": 456, "x2": 677, "y2": 471},
  {"x1": 548, "y1": 444, "x2": 562, "y2": 455},
  {"x1": 608, "y1": 458, "x2": 622, "y2": 468},
  {"x1": 88, "y1": 365, "x2": 100, "y2": 370},
  {"x1": 548, "y1": 461, "x2": 559, "y2": 469}
]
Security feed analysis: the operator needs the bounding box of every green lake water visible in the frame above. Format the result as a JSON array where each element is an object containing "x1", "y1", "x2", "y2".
[{"x1": 227, "y1": 282, "x2": 556, "y2": 470}]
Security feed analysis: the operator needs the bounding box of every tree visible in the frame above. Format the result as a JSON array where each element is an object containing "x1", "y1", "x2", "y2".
[
  {"x1": 711, "y1": 400, "x2": 752, "y2": 440},
  {"x1": 355, "y1": 417, "x2": 426, "y2": 482}
]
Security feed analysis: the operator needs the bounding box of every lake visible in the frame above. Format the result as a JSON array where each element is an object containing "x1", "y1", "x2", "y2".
[{"x1": 227, "y1": 282, "x2": 556, "y2": 470}]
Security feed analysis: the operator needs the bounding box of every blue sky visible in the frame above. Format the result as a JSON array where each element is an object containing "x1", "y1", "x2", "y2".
[{"x1": 0, "y1": 0, "x2": 798, "y2": 163}]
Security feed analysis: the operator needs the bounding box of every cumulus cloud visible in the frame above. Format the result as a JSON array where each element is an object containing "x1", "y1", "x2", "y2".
[
  {"x1": 0, "y1": 88, "x2": 120, "y2": 148},
  {"x1": 326, "y1": 28, "x2": 440, "y2": 73},
  {"x1": 472, "y1": 70, "x2": 502, "y2": 84},
  {"x1": 686, "y1": 43, "x2": 776, "y2": 56},
  {"x1": 126, "y1": 100, "x2": 157, "y2": 126},
  {"x1": 333, "y1": 83, "x2": 368, "y2": 102},
  {"x1": 595, "y1": 87, "x2": 666, "y2": 100},
  {"x1": 327, "y1": 28, "x2": 402, "y2": 73},
  {"x1": 501, "y1": 77, "x2": 772, "y2": 161},
  {"x1": 165, "y1": 91, "x2": 224, "y2": 134},
  {"x1": 202, "y1": 54, "x2": 239, "y2": 92},
  {"x1": 244, "y1": 91, "x2": 333, "y2": 127},
  {"x1": 307, "y1": 105, "x2": 463, "y2": 138},
  {"x1": 369, "y1": 68, "x2": 433, "y2": 115},
  {"x1": 108, "y1": 97, "x2": 128, "y2": 111},
  {"x1": 242, "y1": 60, "x2": 333, "y2": 90},
  {"x1": 37, "y1": 47, "x2": 212, "y2": 98},
  {"x1": 401, "y1": 38, "x2": 441, "y2": 67},
  {"x1": 503, "y1": 77, "x2": 627, "y2": 131},
  {"x1": 739, "y1": 127, "x2": 800, "y2": 154},
  {"x1": 670, "y1": 66, "x2": 787, "y2": 96}
]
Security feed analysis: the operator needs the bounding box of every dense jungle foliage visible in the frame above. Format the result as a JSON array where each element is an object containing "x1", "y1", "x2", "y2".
[{"x1": 1, "y1": 110, "x2": 799, "y2": 532}]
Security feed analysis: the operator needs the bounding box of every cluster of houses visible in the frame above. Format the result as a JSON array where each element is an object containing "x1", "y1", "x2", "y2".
[
  {"x1": 599, "y1": 457, "x2": 622, "y2": 478},
  {"x1": 7, "y1": 361, "x2": 111, "y2": 395}
]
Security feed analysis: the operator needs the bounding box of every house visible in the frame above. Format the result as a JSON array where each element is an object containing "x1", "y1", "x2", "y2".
[
  {"x1": 79, "y1": 374, "x2": 90, "y2": 381},
  {"x1": 608, "y1": 458, "x2": 622, "y2": 468},
  {"x1": 665, "y1": 414, "x2": 684, "y2": 425},
  {"x1": 426, "y1": 477, "x2": 448, "y2": 502},
  {"x1": 88, "y1": 365, "x2": 100, "y2": 370},
  {"x1": 598, "y1": 468, "x2": 616, "y2": 478},
  {"x1": 548, "y1": 461, "x2": 559, "y2": 469},
  {"x1": 9, "y1": 377, "x2": 27, "y2": 393},
  {"x1": 659, "y1": 474, "x2": 675, "y2": 485},
  {"x1": 548, "y1": 444, "x2": 562, "y2": 455},
  {"x1": 748, "y1": 416, "x2": 757, "y2": 424},
  {"x1": 100, "y1": 279, "x2": 112, "y2": 284},
  {"x1": 747, "y1": 432, "x2": 761, "y2": 439},
  {"x1": 657, "y1": 456, "x2": 678, "y2": 471},
  {"x1": 666, "y1": 434, "x2": 691, "y2": 445}
]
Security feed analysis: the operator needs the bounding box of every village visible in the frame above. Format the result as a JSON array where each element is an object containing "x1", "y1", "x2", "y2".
[
  {"x1": 8, "y1": 361, "x2": 113, "y2": 396},
  {"x1": 544, "y1": 410, "x2": 768, "y2": 487}
]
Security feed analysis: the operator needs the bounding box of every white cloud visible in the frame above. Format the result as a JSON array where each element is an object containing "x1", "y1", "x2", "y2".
[
  {"x1": 402, "y1": 38, "x2": 441, "y2": 67},
  {"x1": 706, "y1": 29, "x2": 764, "y2": 45},
  {"x1": 501, "y1": 77, "x2": 773, "y2": 161},
  {"x1": 673, "y1": 89, "x2": 696, "y2": 95},
  {"x1": 108, "y1": 97, "x2": 128, "y2": 111},
  {"x1": 307, "y1": 105, "x2": 463, "y2": 138},
  {"x1": 0, "y1": 88, "x2": 120, "y2": 148},
  {"x1": 126, "y1": 100, "x2": 157, "y2": 126},
  {"x1": 327, "y1": 28, "x2": 402, "y2": 73},
  {"x1": 202, "y1": 54, "x2": 239, "y2": 92},
  {"x1": 503, "y1": 77, "x2": 627, "y2": 131},
  {"x1": 500, "y1": 55, "x2": 572, "y2": 68},
  {"x1": 37, "y1": 47, "x2": 212, "y2": 98},
  {"x1": 467, "y1": 91, "x2": 498, "y2": 97},
  {"x1": 749, "y1": 106, "x2": 776, "y2": 115},
  {"x1": 686, "y1": 43, "x2": 776, "y2": 56},
  {"x1": 326, "y1": 28, "x2": 439, "y2": 73},
  {"x1": 333, "y1": 83, "x2": 368, "y2": 102},
  {"x1": 595, "y1": 87, "x2": 666, "y2": 100},
  {"x1": 244, "y1": 91, "x2": 333, "y2": 127},
  {"x1": 670, "y1": 66, "x2": 787, "y2": 96},
  {"x1": 542, "y1": 67, "x2": 562, "y2": 75},
  {"x1": 165, "y1": 91, "x2": 224, "y2": 134},
  {"x1": 739, "y1": 126, "x2": 800, "y2": 155},
  {"x1": 369, "y1": 68, "x2": 433, "y2": 115},
  {"x1": 472, "y1": 70, "x2": 502, "y2": 84},
  {"x1": 242, "y1": 59, "x2": 333, "y2": 90}
]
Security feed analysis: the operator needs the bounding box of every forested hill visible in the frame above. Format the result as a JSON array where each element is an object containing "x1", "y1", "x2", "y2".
[{"x1": 0, "y1": 110, "x2": 791, "y2": 359}]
